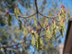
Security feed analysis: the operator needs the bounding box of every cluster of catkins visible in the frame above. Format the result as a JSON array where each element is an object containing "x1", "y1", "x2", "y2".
[{"x1": 5, "y1": 4, "x2": 67, "y2": 51}]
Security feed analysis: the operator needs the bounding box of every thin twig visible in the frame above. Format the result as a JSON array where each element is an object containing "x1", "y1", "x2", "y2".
[
  {"x1": 39, "y1": 12, "x2": 58, "y2": 19},
  {"x1": 18, "y1": 13, "x2": 36, "y2": 18}
]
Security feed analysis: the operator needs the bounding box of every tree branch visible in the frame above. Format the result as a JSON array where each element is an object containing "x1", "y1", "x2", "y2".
[
  {"x1": 39, "y1": 12, "x2": 58, "y2": 19},
  {"x1": 55, "y1": 34, "x2": 61, "y2": 39},
  {"x1": 35, "y1": 0, "x2": 44, "y2": 29},
  {"x1": 35, "y1": 0, "x2": 38, "y2": 14},
  {"x1": 18, "y1": 13, "x2": 36, "y2": 18}
]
